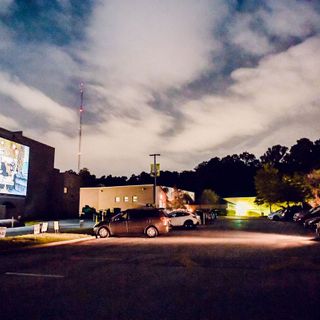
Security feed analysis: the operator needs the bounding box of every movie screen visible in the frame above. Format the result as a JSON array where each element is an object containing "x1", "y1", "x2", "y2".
[{"x1": 0, "y1": 137, "x2": 29, "y2": 196}]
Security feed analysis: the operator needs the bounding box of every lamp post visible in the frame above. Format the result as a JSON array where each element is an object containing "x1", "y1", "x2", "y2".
[{"x1": 149, "y1": 154, "x2": 160, "y2": 207}]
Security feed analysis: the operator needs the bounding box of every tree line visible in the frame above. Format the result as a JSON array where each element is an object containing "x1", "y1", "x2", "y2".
[{"x1": 78, "y1": 137, "x2": 320, "y2": 205}]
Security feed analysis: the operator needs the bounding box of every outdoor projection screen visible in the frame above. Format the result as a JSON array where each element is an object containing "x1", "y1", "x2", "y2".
[{"x1": 0, "y1": 137, "x2": 29, "y2": 196}]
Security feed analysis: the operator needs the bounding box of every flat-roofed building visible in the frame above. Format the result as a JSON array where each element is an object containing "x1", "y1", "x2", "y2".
[
  {"x1": 80, "y1": 184, "x2": 195, "y2": 213},
  {"x1": 0, "y1": 127, "x2": 80, "y2": 219}
]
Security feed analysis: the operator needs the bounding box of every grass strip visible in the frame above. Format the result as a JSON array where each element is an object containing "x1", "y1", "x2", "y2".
[{"x1": 0, "y1": 233, "x2": 92, "y2": 251}]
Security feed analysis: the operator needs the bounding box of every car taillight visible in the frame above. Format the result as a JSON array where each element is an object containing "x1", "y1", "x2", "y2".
[{"x1": 160, "y1": 216, "x2": 169, "y2": 225}]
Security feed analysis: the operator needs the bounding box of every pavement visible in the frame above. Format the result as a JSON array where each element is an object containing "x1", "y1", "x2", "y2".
[
  {"x1": 1, "y1": 218, "x2": 319, "y2": 320},
  {"x1": 2, "y1": 216, "x2": 254, "y2": 237}
]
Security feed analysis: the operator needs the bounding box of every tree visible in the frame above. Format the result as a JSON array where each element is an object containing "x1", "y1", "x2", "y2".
[
  {"x1": 305, "y1": 169, "x2": 320, "y2": 206},
  {"x1": 166, "y1": 187, "x2": 190, "y2": 210},
  {"x1": 260, "y1": 145, "x2": 288, "y2": 167},
  {"x1": 285, "y1": 138, "x2": 314, "y2": 173},
  {"x1": 255, "y1": 165, "x2": 310, "y2": 211},
  {"x1": 200, "y1": 189, "x2": 220, "y2": 205},
  {"x1": 239, "y1": 152, "x2": 260, "y2": 167},
  {"x1": 255, "y1": 165, "x2": 283, "y2": 210},
  {"x1": 79, "y1": 168, "x2": 96, "y2": 187},
  {"x1": 280, "y1": 173, "x2": 310, "y2": 206}
]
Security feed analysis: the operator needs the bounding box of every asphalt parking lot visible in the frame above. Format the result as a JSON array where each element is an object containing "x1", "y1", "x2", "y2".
[{"x1": 1, "y1": 217, "x2": 319, "y2": 320}]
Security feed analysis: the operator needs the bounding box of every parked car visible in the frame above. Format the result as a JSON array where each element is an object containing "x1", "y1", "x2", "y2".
[
  {"x1": 316, "y1": 222, "x2": 320, "y2": 238},
  {"x1": 268, "y1": 206, "x2": 302, "y2": 221},
  {"x1": 293, "y1": 206, "x2": 320, "y2": 223},
  {"x1": 267, "y1": 209, "x2": 284, "y2": 221},
  {"x1": 303, "y1": 216, "x2": 320, "y2": 229},
  {"x1": 93, "y1": 207, "x2": 170, "y2": 238},
  {"x1": 281, "y1": 206, "x2": 304, "y2": 221},
  {"x1": 168, "y1": 210, "x2": 200, "y2": 228}
]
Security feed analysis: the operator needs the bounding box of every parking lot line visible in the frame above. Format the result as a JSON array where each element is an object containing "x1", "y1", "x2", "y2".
[{"x1": 4, "y1": 272, "x2": 64, "y2": 278}]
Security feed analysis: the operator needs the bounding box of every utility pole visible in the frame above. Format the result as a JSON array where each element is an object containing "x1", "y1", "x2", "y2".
[
  {"x1": 149, "y1": 153, "x2": 160, "y2": 207},
  {"x1": 77, "y1": 82, "x2": 84, "y2": 172}
]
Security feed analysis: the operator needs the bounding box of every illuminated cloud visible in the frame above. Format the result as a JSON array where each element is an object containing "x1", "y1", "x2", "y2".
[
  {"x1": 0, "y1": 1, "x2": 319, "y2": 175},
  {"x1": 0, "y1": 72, "x2": 76, "y2": 128},
  {"x1": 166, "y1": 37, "x2": 320, "y2": 158}
]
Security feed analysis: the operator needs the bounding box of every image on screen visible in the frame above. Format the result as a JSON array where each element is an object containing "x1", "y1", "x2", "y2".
[{"x1": 0, "y1": 137, "x2": 29, "y2": 196}]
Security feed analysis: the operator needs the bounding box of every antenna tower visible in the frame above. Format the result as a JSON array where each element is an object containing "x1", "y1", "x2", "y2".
[{"x1": 78, "y1": 82, "x2": 84, "y2": 172}]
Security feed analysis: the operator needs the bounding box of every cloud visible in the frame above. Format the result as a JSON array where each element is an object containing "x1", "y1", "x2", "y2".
[
  {"x1": 0, "y1": 0, "x2": 320, "y2": 177},
  {"x1": 0, "y1": 0, "x2": 13, "y2": 14},
  {"x1": 82, "y1": 0, "x2": 226, "y2": 90},
  {"x1": 260, "y1": 0, "x2": 320, "y2": 38},
  {"x1": 166, "y1": 36, "x2": 320, "y2": 159},
  {"x1": 0, "y1": 113, "x2": 18, "y2": 129},
  {"x1": 227, "y1": 13, "x2": 273, "y2": 56},
  {"x1": 0, "y1": 72, "x2": 76, "y2": 128}
]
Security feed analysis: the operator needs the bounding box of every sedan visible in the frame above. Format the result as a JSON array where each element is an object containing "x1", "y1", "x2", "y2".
[
  {"x1": 267, "y1": 209, "x2": 284, "y2": 221},
  {"x1": 293, "y1": 206, "x2": 320, "y2": 223},
  {"x1": 303, "y1": 216, "x2": 320, "y2": 229},
  {"x1": 316, "y1": 222, "x2": 320, "y2": 238},
  {"x1": 168, "y1": 210, "x2": 200, "y2": 228}
]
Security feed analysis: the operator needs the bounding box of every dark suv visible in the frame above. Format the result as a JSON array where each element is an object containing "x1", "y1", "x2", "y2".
[{"x1": 93, "y1": 207, "x2": 170, "y2": 238}]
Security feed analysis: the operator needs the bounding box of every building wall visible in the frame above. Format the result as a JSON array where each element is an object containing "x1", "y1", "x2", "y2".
[
  {"x1": 224, "y1": 197, "x2": 270, "y2": 216},
  {"x1": 80, "y1": 185, "x2": 196, "y2": 212},
  {"x1": 51, "y1": 170, "x2": 81, "y2": 219},
  {"x1": 80, "y1": 185, "x2": 155, "y2": 212},
  {"x1": 0, "y1": 128, "x2": 55, "y2": 219}
]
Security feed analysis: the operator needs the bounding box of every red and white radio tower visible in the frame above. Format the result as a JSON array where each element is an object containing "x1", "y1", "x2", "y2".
[{"x1": 78, "y1": 82, "x2": 84, "y2": 172}]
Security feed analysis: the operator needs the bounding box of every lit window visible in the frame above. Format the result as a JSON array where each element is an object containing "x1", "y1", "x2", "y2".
[
  {"x1": 115, "y1": 196, "x2": 121, "y2": 203},
  {"x1": 124, "y1": 196, "x2": 129, "y2": 202},
  {"x1": 132, "y1": 195, "x2": 138, "y2": 202},
  {"x1": 64, "y1": 187, "x2": 68, "y2": 194}
]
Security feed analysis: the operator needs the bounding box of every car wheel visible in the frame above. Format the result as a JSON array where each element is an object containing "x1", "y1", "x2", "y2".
[
  {"x1": 98, "y1": 227, "x2": 110, "y2": 238},
  {"x1": 146, "y1": 226, "x2": 158, "y2": 238},
  {"x1": 184, "y1": 220, "x2": 194, "y2": 229},
  {"x1": 273, "y1": 216, "x2": 280, "y2": 221}
]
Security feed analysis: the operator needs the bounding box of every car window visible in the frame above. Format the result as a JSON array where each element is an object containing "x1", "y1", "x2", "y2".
[
  {"x1": 112, "y1": 212, "x2": 128, "y2": 222},
  {"x1": 128, "y1": 209, "x2": 160, "y2": 220},
  {"x1": 175, "y1": 211, "x2": 189, "y2": 217}
]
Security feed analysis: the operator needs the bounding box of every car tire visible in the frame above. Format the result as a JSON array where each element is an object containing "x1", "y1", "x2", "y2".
[
  {"x1": 98, "y1": 227, "x2": 110, "y2": 238},
  {"x1": 146, "y1": 226, "x2": 158, "y2": 238},
  {"x1": 184, "y1": 220, "x2": 194, "y2": 229},
  {"x1": 273, "y1": 216, "x2": 280, "y2": 221}
]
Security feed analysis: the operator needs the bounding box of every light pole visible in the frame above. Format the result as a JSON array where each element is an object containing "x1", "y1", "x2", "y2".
[{"x1": 149, "y1": 153, "x2": 160, "y2": 207}]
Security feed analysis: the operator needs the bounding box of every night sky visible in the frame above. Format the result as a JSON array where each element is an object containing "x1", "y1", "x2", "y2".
[{"x1": 0, "y1": 0, "x2": 319, "y2": 176}]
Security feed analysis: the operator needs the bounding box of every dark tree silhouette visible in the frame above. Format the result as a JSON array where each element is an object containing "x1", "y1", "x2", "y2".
[{"x1": 76, "y1": 137, "x2": 320, "y2": 201}]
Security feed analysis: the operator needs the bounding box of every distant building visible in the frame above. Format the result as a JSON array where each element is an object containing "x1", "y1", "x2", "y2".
[
  {"x1": 50, "y1": 169, "x2": 81, "y2": 219},
  {"x1": 223, "y1": 197, "x2": 270, "y2": 216},
  {"x1": 79, "y1": 184, "x2": 195, "y2": 213},
  {"x1": 0, "y1": 127, "x2": 79, "y2": 219}
]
